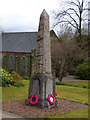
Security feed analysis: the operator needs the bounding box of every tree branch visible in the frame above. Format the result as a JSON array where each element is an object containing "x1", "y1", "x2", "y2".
[
  {"x1": 66, "y1": 8, "x2": 80, "y2": 18},
  {"x1": 76, "y1": 0, "x2": 80, "y2": 6},
  {"x1": 70, "y1": 1, "x2": 80, "y2": 8},
  {"x1": 55, "y1": 9, "x2": 79, "y2": 29},
  {"x1": 64, "y1": 10, "x2": 79, "y2": 28},
  {"x1": 54, "y1": 20, "x2": 78, "y2": 29}
]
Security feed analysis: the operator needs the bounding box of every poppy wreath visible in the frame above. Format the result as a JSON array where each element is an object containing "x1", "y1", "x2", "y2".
[
  {"x1": 55, "y1": 89, "x2": 58, "y2": 96},
  {"x1": 30, "y1": 94, "x2": 38, "y2": 105},
  {"x1": 56, "y1": 92, "x2": 58, "y2": 96},
  {"x1": 48, "y1": 94, "x2": 55, "y2": 105}
]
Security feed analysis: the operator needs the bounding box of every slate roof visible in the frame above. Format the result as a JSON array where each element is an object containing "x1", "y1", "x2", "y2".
[{"x1": 2, "y1": 32, "x2": 37, "y2": 53}]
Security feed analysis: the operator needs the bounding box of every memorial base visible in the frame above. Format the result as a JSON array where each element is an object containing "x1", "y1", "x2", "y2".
[
  {"x1": 25, "y1": 98, "x2": 59, "y2": 109},
  {"x1": 25, "y1": 73, "x2": 58, "y2": 108}
]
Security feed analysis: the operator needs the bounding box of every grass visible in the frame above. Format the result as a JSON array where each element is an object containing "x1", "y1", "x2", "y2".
[
  {"x1": 56, "y1": 85, "x2": 88, "y2": 104},
  {"x1": 2, "y1": 80, "x2": 88, "y2": 105},
  {"x1": 2, "y1": 80, "x2": 89, "y2": 119},
  {"x1": 44, "y1": 107, "x2": 88, "y2": 118},
  {"x1": 56, "y1": 81, "x2": 89, "y2": 88},
  {"x1": 63, "y1": 81, "x2": 88, "y2": 87},
  {"x1": 2, "y1": 80, "x2": 29, "y2": 102},
  {"x1": 0, "y1": 87, "x2": 2, "y2": 102}
]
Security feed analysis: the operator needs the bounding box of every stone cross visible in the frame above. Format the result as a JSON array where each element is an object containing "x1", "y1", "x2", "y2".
[{"x1": 25, "y1": 9, "x2": 58, "y2": 108}]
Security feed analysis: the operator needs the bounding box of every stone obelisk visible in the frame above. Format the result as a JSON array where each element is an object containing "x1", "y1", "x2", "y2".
[
  {"x1": 35, "y1": 9, "x2": 52, "y2": 76},
  {"x1": 25, "y1": 9, "x2": 58, "y2": 108}
]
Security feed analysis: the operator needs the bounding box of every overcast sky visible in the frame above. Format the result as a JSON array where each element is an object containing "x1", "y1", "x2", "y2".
[{"x1": 0, "y1": 0, "x2": 60, "y2": 32}]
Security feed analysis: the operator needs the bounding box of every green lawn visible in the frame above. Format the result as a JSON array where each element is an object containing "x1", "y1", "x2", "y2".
[
  {"x1": 61, "y1": 81, "x2": 88, "y2": 88},
  {"x1": 44, "y1": 107, "x2": 88, "y2": 118},
  {"x1": 2, "y1": 80, "x2": 89, "y2": 118},
  {"x1": 56, "y1": 85, "x2": 88, "y2": 104},
  {"x1": 2, "y1": 80, "x2": 88, "y2": 105},
  {"x1": 0, "y1": 87, "x2": 2, "y2": 102},
  {"x1": 2, "y1": 80, "x2": 29, "y2": 102}
]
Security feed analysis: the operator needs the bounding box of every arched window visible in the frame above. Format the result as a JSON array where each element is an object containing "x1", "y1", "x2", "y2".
[
  {"x1": 2, "y1": 55, "x2": 6, "y2": 70},
  {"x1": 21, "y1": 56, "x2": 26, "y2": 72},
  {"x1": 9, "y1": 55, "x2": 14, "y2": 71}
]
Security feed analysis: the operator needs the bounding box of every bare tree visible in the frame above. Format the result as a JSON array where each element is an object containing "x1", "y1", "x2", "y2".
[
  {"x1": 54, "y1": 0, "x2": 88, "y2": 41},
  {"x1": 51, "y1": 28, "x2": 87, "y2": 81}
]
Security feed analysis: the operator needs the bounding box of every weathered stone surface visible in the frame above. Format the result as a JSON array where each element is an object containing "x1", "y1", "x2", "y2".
[
  {"x1": 28, "y1": 73, "x2": 47, "y2": 100},
  {"x1": 55, "y1": 99, "x2": 59, "y2": 107},
  {"x1": 31, "y1": 80, "x2": 39, "y2": 96},
  {"x1": 35, "y1": 9, "x2": 52, "y2": 75},
  {"x1": 26, "y1": 9, "x2": 58, "y2": 108},
  {"x1": 46, "y1": 79, "x2": 53, "y2": 98}
]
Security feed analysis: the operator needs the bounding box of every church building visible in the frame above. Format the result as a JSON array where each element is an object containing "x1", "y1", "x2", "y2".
[
  {"x1": 2, "y1": 32, "x2": 37, "y2": 78},
  {"x1": 1, "y1": 30, "x2": 58, "y2": 78}
]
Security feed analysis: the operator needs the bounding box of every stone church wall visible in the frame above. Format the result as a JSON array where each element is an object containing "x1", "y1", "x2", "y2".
[{"x1": 2, "y1": 52, "x2": 31, "y2": 78}]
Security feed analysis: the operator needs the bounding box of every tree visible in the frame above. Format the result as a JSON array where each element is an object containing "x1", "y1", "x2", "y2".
[
  {"x1": 54, "y1": 0, "x2": 88, "y2": 41},
  {"x1": 51, "y1": 28, "x2": 87, "y2": 81}
]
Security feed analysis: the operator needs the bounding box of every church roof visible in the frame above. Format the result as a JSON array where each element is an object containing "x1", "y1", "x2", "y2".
[{"x1": 2, "y1": 32, "x2": 37, "y2": 53}]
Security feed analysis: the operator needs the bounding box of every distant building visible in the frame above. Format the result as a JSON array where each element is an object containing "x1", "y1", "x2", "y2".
[
  {"x1": 2, "y1": 32, "x2": 37, "y2": 78},
  {"x1": 1, "y1": 30, "x2": 58, "y2": 78},
  {"x1": 0, "y1": 26, "x2": 2, "y2": 66}
]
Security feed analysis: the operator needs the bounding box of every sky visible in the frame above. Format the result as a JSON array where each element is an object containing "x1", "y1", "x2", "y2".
[{"x1": 0, "y1": 0, "x2": 60, "y2": 32}]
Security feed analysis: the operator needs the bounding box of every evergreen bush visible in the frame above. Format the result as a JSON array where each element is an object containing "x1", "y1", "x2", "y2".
[
  {"x1": 75, "y1": 59, "x2": 90, "y2": 80},
  {"x1": 14, "y1": 82, "x2": 21, "y2": 87},
  {"x1": 56, "y1": 81, "x2": 80, "y2": 87}
]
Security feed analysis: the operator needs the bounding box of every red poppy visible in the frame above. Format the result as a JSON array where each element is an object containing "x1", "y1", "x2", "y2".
[
  {"x1": 56, "y1": 92, "x2": 58, "y2": 96},
  {"x1": 30, "y1": 94, "x2": 38, "y2": 105},
  {"x1": 48, "y1": 94, "x2": 55, "y2": 105}
]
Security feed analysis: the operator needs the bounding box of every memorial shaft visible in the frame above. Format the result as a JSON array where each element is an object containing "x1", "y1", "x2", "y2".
[{"x1": 35, "y1": 9, "x2": 51, "y2": 75}]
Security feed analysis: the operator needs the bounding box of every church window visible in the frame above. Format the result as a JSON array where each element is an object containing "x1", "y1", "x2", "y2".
[
  {"x1": 21, "y1": 56, "x2": 26, "y2": 72},
  {"x1": 9, "y1": 55, "x2": 14, "y2": 71}
]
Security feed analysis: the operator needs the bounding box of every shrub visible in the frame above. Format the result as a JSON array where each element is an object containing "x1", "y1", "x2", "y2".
[
  {"x1": 0, "y1": 69, "x2": 24, "y2": 87},
  {"x1": 14, "y1": 82, "x2": 21, "y2": 87},
  {"x1": 68, "y1": 69, "x2": 76, "y2": 75},
  {"x1": 83, "y1": 85, "x2": 87, "y2": 88},
  {"x1": 75, "y1": 59, "x2": 90, "y2": 80},
  {"x1": 56, "y1": 81, "x2": 66, "y2": 85},
  {"x1": 11, "y1": 71, "x2": 23, "y2": 83},
  {"x1": 22, "y1": 77, "x2": 29, "y2": 80},
  {"x1": 0, "y1": 68, "x2": 14, "y2": 87},
  {"x1": 56, "y1": 81, "x2": 80, "y2": 88}
]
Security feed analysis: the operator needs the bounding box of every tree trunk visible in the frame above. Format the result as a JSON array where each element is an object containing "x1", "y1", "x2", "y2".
[
  {"x1": 79, "y1": 10, "x2": 82, "y2": 41},
  {"x1": 79, "y1": 0, "x2": 83, "y2": 42},
  {"x1": 58, "y1": 77, "x2": 63, "y2": 81}
]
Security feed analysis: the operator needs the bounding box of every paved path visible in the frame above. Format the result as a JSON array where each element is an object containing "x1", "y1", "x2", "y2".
[
  {"x1": 56, "y1": 75, "x2": 89, "y2": 81},
  {"x1": 1, "y1": 111, "x2": 23, "y2": 119}
]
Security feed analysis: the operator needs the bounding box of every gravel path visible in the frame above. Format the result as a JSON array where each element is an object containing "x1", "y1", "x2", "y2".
[{"x1": 2, "y1": 99, "x2": 88, "y2": 118}]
